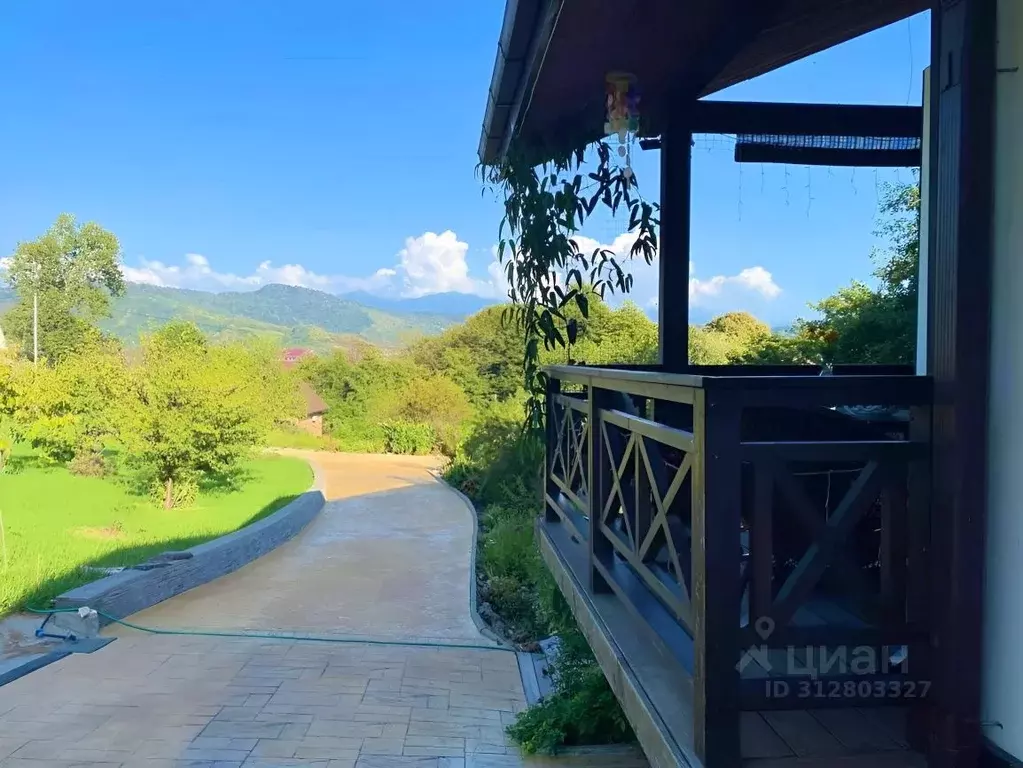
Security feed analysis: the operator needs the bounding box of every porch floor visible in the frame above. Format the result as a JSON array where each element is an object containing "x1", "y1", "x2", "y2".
[
  {"x1": 538, "y1": 519, "x2": 927, "y2": 768},
  {"x1": 743, "y1": 708, "x2": 924, "y2": 767}
]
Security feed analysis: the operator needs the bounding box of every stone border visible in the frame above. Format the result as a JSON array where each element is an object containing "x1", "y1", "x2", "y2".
[
  {"x1": 54, "y1": 462, "x2": 326, "y2": 623},
  {"x1": 430, "y1": 471, "x2": 511, "y2": 649},
  {"x1": 434, "y1": 473, "x2": 650, "y2": 764}
]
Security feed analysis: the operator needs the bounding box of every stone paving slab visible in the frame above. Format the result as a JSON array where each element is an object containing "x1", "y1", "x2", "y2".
[
  {"x1": 114, "y1": 454, "x2": 487, "y2": 643},
  {"x1": 0, "y1": 453, "x2": 647, "y2": 767},
  {"x1": 0, "y1": 635, "x2": 645, "y2": 766}
]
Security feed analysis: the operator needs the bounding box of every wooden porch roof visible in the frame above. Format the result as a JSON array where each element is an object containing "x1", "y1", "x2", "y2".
[{"x1": 478, "y1": 0, "x2": 927, "y2": 164}]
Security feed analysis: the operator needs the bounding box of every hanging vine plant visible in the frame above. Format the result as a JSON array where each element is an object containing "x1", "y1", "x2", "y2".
[{"x1": 480, "y1": 138, "x2": 660, "y2": 428}]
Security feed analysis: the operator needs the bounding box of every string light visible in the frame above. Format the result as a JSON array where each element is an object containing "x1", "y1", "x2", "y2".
[{"x1": 806, "y1": 166, "x2": 814, "y2": 218}]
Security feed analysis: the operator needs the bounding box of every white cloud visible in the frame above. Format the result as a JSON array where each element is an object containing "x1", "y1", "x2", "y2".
[
  {"x1": 0, "y1": 256, "x2": 12, "y2": 272},
  {"x1": 117, "y1": 228, "x2": 779, "y2": 309},
  {"x1": 394, "y1": 231, "x2": 501, "y2": 298},
  {"x1": 119, "y1": 230, "x2": 508, "y2": 299},
  {"x1": 690, "y1": 266, "x2": 781, "y2": 302},
  {"x1": 120, "y1": 252, "x2": 354, "y2": 292},
  {"x1": 557, "y1": 231, "x2": 781, "y2": 311}
]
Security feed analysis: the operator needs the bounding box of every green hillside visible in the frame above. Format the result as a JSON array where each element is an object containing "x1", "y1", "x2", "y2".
[
  {"x1": 0, "y1": 283, "x2": 463, "y2": 353},
  {"x1": 99, "y1": 283, "x2": 463, "y2": 350}
]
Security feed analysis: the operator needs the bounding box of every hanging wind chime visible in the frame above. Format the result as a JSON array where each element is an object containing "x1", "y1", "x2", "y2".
[{"x1": 604, "y1": 72, "x2": 640, "y2": 179}]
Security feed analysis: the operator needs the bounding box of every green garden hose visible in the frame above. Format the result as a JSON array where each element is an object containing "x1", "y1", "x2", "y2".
[{"x1": 26, "y1": 606, "x2": 514, "y2": 653}]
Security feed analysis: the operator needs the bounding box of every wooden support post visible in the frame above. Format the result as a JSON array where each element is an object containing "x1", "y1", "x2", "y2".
[
  {"x1": 927, "y1": 0, "x2": 995, "y2": 764},
  {"x1": 545, "y1": 375, "x2": 561, "y2": 523},
  {"x1": 692, "y1": 389, "x2": 742, "y2": 767},
  {"x1": 907, "y1": 405, "x2": 932, "y2": 752},
  {"x1": 750, "y1": 463, "x2": 774, "y2": 625},
  {"x1": 589, "y1": 386, "x2": 612, "y2": 593},
  {"x1": 659, "y1": 103, "x2": 692, "y2": 374}
]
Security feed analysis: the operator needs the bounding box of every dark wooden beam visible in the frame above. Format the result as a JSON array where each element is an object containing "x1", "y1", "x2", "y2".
[
  {"x1": 642, "y1": 101, "x2": 924, "y2": 152},
  {"x1": 693, "y1": 100, "x2": 923, "y2": 137},
  {"x1": 658, "y1": 103, "x2": 692, "y2": 373},
  {"x1": 925, "y1": 0, "x2": 996, "y2": 765},
  {"x1": 734, "y1": 144, "x2": 921, "y2": 168}
]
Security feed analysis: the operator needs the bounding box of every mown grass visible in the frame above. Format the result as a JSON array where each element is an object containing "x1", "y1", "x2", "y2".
[{"x1": 0, "y1": 448, "x2": 312, "y2": 617}]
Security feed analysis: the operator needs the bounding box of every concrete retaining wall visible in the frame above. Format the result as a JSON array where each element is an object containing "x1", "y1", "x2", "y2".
[{"x1": 55, "y1": 487, "x2": 326, "y2": 622}]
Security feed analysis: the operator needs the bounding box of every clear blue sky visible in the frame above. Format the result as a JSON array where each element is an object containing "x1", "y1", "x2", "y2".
[{"x1": 0, "y1": 2, "x2": 929, "y2": 326}]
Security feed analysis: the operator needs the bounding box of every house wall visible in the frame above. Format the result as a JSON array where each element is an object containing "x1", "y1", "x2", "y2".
[{"x1": 982, "y1": 1, "x2": 1023, "y2": 758}]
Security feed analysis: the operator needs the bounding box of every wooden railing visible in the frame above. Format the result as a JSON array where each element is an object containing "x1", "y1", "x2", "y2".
[{"x1": 542, "y1": 364, "x2": 932, "y2": 766}]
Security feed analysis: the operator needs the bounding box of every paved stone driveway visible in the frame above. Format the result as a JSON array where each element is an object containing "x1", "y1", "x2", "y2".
[{"x1": 0, "y1": 453, "x2": 647, "y2": 768}]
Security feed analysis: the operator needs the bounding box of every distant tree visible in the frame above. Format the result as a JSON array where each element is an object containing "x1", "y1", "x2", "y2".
[
  {"x1": 705, "y1": 312, "x2": 771, "y2": 351},
  {"x1": 3, "y1": 214, "x2": 125, "y2": 363},
  {"x1": 119, "y1": 322, "x2": 279, "y2": 508}
]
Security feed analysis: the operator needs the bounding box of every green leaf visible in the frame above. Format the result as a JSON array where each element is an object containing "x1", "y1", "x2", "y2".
[{"x1": 574, "y1": 292, "x2": 589, "y2": 318}]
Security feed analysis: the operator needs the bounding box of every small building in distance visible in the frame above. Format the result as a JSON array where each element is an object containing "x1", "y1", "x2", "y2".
[
  {"x1": 282, "y1": 347, "x2": 312, "y2": 368},
  {"x1": 280, "y1": 348, "x2": 328, "y2": 436},
  {"x1": 296, "y1": 380, "x2": 328, "y2": 436}
]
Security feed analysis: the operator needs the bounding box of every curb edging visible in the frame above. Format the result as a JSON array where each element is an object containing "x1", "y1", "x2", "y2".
[
  {"x1": 54, "y1": 463, "x2": 326, "y2": 623},
  {"x1": 430, "y1": 471, "x2": 511, "y2": 650}
]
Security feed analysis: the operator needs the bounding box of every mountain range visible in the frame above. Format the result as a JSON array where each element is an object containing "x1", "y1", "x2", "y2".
[
  {"x1": 0, "y1": 283, "x2": 495, "y2": 353},
  {"x1": 0, "y1": 282, "x2": 790, "y2": 352}
]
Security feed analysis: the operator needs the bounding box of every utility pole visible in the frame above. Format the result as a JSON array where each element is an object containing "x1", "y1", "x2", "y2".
[{"x1": 33, "y1": 291, "x2": 38, "y2": 366}]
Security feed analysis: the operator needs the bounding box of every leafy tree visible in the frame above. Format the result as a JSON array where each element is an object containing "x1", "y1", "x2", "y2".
[
  {"x1": 410, "y1": 306, "x2": 524, "y2": 406},
  {"x1": 3, "y1": 214, "x2": 125, "y2": 363},
  {"x1": 558, "y1": 299, "x2": 658, "y2": 366},
  {"x1": 801, "y1": 183, "x2": 919, "y2": 364},
  {"x1": 744, "y1": 181, "x2": 920, "y2": 366},
  {"x1": 119, "y1": 321, "x2": 281, "y2": 508},
  {"x1": 243, "y1": 338, "x2": 304, "y2": 426},
  {"x1": 688, "y1": 325, "x2": 739, "y2": 364},
  {"x1": 384, "y1": 375, "x2": 473, "y2": 455},
  {"x1": 10, "y1": 340, "x2": 128, "y2": 467}
]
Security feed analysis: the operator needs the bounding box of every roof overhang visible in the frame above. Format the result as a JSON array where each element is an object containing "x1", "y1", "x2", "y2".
[{"x1": 478, "y1": 0, "x2": 928, "y2": 165}]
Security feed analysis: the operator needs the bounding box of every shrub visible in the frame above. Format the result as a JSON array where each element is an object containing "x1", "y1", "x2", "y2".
[
  {"x1": 0, "y1": 437, "x2": 11, "y2": 474},
  {"x1": 385, "y1": 375, "x2": 472, "y2": 457},
  {"x1": 148, "y1": 476, "x2": 198, "y2": 508},
  {"x1": 482, "y1": 515, "x2": 537, "y2": 585},
  {"x1": 444, "y1": 456, "x2": 483, "y2": 498},
  {"x1": 267, "y1": 427, "x2": 338, "y2": 452},
  {"x1": 68, "y1": 450, "x2": 108, "y2": 477},
  {"x1": 507, "y1": 627, "x2": 634, "y2": 754},
  {"x1": 446, "y1": 404, "x2": 634, "y2": 755},
  {"x1": 382, "y1": 421, "x2": 434, "y2": 455}
]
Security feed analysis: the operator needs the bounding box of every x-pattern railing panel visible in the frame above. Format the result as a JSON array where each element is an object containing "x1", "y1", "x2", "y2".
[
  {"x1": 550, "y1": 394, "x2": 589, "y2": 516},
  {"x1": 741, "y1": 440, "x2": 917, "y2": 646},
  {"x1": 598, "y1": 408, "x2": 695, "y2": 630}
]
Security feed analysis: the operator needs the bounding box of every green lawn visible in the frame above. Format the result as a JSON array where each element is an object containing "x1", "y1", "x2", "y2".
[{"x1": 0, "y1": 450, "x2": 313, "y2": 617}]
